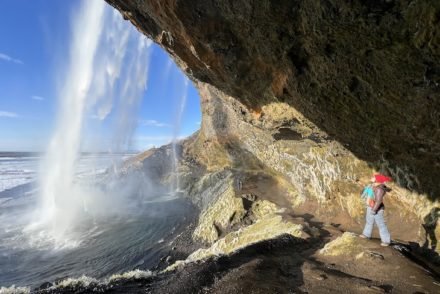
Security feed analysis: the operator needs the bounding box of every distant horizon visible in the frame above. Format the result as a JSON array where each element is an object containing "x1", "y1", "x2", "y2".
[
  {"x1": 0, "y1": 131, "x2": 196, "y2": 154},
  {"x1": 0, "y1": 150, "x2": 141, "y2": 155}
]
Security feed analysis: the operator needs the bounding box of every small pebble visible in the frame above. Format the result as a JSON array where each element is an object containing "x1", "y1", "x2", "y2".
[
  {"x1": 369, "y1": 285, "x2": 385, "y2": 292},
  {"x1": 314, "y1": 274, "x2": 327, "y2": 281}
]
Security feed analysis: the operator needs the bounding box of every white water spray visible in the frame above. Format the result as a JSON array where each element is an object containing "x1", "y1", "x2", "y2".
[
  {"x1": 171, "y1": 77, "x2": 189, "y2": 193},
  {"x1": 30, "y1": 1, "x2": 152, "y2": 245}
]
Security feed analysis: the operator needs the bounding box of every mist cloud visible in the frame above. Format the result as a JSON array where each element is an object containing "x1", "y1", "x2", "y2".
[
  {"x1": 0, "y1": 52, "x2": 23, "y2": 64},
  {"x1": 0, "y1": 111, "x2": 19, "y2": 118}
]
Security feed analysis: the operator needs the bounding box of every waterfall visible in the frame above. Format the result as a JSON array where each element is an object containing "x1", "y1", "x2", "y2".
[
  {"x1": 171, "y1": 77, "x2": 189, "y2": 193},
  {"x1": 29, "y1": 1, "x2": 152, "y2": 245}
]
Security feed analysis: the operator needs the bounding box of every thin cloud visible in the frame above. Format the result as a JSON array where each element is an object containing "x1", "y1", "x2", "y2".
[
  {"x1": 0, "y1": 52, "x2": 23, "y2": 65},
  {"x1": 139, "y1": 119, "x2": 171, "y2": 128},
  {"x1": 0, "y1": 111, "x2": 19, "y2": 118},
  {"x1": 31, "y1": 95, "x2": 45, "y2": 101}
]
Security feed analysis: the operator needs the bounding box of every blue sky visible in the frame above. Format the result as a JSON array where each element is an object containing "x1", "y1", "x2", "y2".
[{"x1": 0, "y1": 0, "x2": 201, "y2": 152}]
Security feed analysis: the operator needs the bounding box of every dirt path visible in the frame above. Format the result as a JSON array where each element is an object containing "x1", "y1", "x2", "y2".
[{"x1": 230, "y1": 172, "x2": 440, "y2": 293}]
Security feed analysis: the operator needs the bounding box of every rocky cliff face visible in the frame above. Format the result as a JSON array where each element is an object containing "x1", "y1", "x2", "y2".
[
  {"x1": 107, "y1": 0, "x2": 439, "y2": 199},
  {"x1": 106, "y1": 0, "x2": 439, "y2": 242},
  {"x1": 101, "y1": 0, "x2": 440, "y2": 292}
]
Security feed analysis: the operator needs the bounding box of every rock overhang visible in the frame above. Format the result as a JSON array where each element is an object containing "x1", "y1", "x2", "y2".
[{"x1": 105, "y1": 0, "x2": 440, "y2": 200}]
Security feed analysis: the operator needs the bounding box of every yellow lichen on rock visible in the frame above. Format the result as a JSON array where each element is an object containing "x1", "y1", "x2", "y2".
[
  {"x1": 251, "y1": 200, "x2": 278, "y2": 220},
  {"x1": 435, "y1": 225, "x2": 440, "y2": 253},
  {"x1": 165, "y1": 214, "x2": 303, "y2": 273},
  {"x1": 275, "y1": 175, "x2": 306, "y2": 208},
  {"x1": 331, "y1": 180, "x2": 365, "y2": 220},
  {"x1": 342, "y1": 194, "x2": 365, "y2": 219},
  {"x1": 319, "y1": 232, "x2": 363, "y2": 256},
  {"x1": 261, "y1": 102, "x2": 298, "y2": 121},
  {"x1": 190, "y1": 215, "x2": 303, "y2": 262},
  {"x1": 187, "y1": 131, "x2": 231, "y2": 172},
  {"x1": 192, "y1": 181, "x2": 245, "y2": 244}
]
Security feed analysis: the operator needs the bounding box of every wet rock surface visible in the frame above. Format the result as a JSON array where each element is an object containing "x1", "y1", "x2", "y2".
[{"x1": 34, "y1": 216, "x2": 440, "y2": 294}]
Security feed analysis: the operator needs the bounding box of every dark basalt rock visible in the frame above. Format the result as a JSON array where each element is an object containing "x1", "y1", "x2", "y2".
[
  {"x1": 106, "y1": 0, "x2": 440, "y2": 199},
  {"x1": 35, "y1": 282, "x2": 53, "y2": 291}
]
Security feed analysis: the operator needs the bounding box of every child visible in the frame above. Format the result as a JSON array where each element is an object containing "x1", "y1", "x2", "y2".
[{"x1": 359, "y1": 174, "x2": 392, "y2": 246}]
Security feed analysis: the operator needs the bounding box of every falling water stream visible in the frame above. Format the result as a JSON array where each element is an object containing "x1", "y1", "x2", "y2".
[
  {"x1": 28, "y1": 0, "x2": 152, "y2": 246},
  {"x1": 171, "y1": 77, "x2": 190, "y2": 193},
  {"x1": 0, "y1": 1, "x2": 195, "y2": 289}
]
